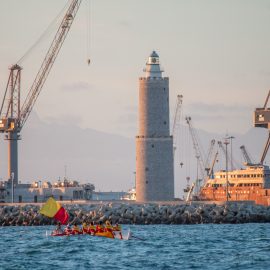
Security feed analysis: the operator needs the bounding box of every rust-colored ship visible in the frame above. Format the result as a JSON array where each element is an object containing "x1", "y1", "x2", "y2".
[
  {"x1": 200, "y1": 165, "x2": 270, "y2": 206},
  {"x1": 199, "y1": 91, "x2": 270, "y2": 206}
]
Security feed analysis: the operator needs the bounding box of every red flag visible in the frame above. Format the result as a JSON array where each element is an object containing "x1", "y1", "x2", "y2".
[
  {"x1": 40, "y1": 197, "x2": 69, "y2": 224},
  {"x1": 54, "y1": 207, "x2": 69, "y2": 225}
]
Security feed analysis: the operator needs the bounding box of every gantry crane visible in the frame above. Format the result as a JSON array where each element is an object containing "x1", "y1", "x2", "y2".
[
  {"x1": 172, "y1": 94, "x2": 183, "y2": 155},
  {"x1": 0, "y1": 0, "x2": 82, "y2": 185},
  {"x1": 254, "y1": 90, "x2": 270, "y2": 165}
]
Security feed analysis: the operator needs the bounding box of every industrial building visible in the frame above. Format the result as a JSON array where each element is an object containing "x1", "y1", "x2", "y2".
[
  {"x1": 0, "y1": 179, "x2": 95, "y2": 203},
  {"x1": 136, "y1": 51, "x2": 174, "y2": 201}
]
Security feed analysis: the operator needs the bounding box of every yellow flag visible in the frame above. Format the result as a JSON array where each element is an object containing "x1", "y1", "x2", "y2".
[{"x1": 40, "y1": 197, "x2": 61, "y2": 218}]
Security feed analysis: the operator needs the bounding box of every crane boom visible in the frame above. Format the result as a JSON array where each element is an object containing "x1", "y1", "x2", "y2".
[
  {"x1": 263, "y1": 90, "x2": 270, "y2": 110},
  {"x1": 240, "y1": 145, "x2": 253, "y2": 165},
  {"x1": 0, "y1": 0, "x2": 82, "y2": 185},
  {"x1": 185, "y1": 116, "x2": 205, "y2": 181},
  {"x1": 260, "y1": 132, "x2": 270, "y2": 165},
  {"x1": 204, "y1": 139, "x2": 215, "y2": 175},
  {"x1": 172, "y1": 94, "x2": 183, "y2": 155},
  {"x1": 19, "y1": 0, "x2": 82, "y2": 130},
  {"x1": 208, "y1": 150, "x2": 218, "y2": 180}
]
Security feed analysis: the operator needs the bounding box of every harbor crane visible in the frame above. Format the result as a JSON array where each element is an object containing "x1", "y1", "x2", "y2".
[
  {"x1": 0, "y1": 0, "x2": 82, "y2": 185},
  {"x1": 240, "y1": 145, "x2": 254, "y2": 166},
  {"x1": 208, "y1": 150, "x2": 219, "y2": 180},
  {"x1": 185, "y1": 116, "x2": 206, "y2": 186},
  {"x1": 204, "y1": 139, "x2": 215, "y2": 176},
  {"x1": 172, "y1": 94, "x2": 183, "y2": 155},
  {"x1": 254, "y1": 90, "x2": 270, "y2": 165}
]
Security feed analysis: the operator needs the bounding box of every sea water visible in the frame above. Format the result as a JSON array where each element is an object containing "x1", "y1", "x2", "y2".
[{"x1": 0, "y1": 223, "x2": 270, "y2": 270}]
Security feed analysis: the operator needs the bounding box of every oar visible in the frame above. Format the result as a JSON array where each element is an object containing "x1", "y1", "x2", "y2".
[{"x1": 130, "y1": 233, "x2": 145, "y2": 241}]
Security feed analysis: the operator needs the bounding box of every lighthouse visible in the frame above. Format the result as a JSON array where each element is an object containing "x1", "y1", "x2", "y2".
[{"x1": 136, "y1": 51, "x2": 174, "y2": 201}]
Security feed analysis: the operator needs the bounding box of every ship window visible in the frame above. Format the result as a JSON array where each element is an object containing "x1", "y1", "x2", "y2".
[{"x1": 164, "y1": 121, "x2": 167, "y2": 125}]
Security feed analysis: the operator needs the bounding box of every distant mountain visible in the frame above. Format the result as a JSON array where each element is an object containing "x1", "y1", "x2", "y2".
[
  {"x1": 0, "y1": 113, "x2": 269, "y2": 198},
  {"x1": 0, "y1": 113, "x2": 135, "y2": 192}
]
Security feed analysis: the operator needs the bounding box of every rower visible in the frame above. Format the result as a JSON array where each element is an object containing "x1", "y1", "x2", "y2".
[
  {"x1": 89, "y1": 221, "x2": 96, "y2": 235},
  {"x1": 72, "y1": 223, "x2": 80, "y2": 234},
  {"x1": 113, "y1": 223, "x2": 122, "y2": 239},
  {"x1": 96, "y1": 221, "x2": 105, "y2": 233},
  {"x1": 55, "y1": 222, "x2": 63, "y2": 234},
  {"x1": 64, "y1": 223, "x2": 72, "y2": 235},
  {"x1": 82, "y1": 222, "x2": 88, "y2": 234},
  {"x1": 105, "y1": 220, "x2": 113, "y2": 232}
]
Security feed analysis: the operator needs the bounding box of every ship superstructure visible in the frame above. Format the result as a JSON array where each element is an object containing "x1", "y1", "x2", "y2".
[
  {"x1": 200, "y1": 165, "x2": 270, "y2": 205},
  {"x1": 199, "y1": 91, "x2": 270, "y2": 206}
]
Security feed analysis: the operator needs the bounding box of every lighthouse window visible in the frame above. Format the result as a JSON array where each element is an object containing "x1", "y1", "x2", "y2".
[
  {"x1": 152, "y1": 144, "x2": 154, "y2": 148},
  {"x1": 164, "y1": 121, "x2": 167, "y2": 125},
  {"x1": 145, "y1": 167, "x2": 149, "y2": 171},
  {"x1": 164, "y1": 88, "x2": 166, "y2": 91},
  {"x1": 146, "y1": 180, "x2": 149, "y2": 184}
]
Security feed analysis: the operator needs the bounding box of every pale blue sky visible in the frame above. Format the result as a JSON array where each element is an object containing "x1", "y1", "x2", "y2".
[
  {"x1": 1, "y1": 0, "x2": 270, "y2": 137},
  {"x1": 0, "y1": 0, "x2": 270, "y2": 191}
]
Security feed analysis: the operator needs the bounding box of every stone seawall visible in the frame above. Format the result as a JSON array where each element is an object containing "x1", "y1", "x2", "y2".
[{"x1": 1, "y1": 202, "x2": 270, "y2": 226}]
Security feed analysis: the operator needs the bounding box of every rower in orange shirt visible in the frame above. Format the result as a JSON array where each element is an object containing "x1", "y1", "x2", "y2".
[
  {"x1": 88, "y1": 221, "x2": 96, "y2": 235},
  {"x1": 72, "y1": 223, "x2": 81, "y2": 234},
  {"x1": 96, "y1": 221, "x2": 105, "y2": 233},
  {"x1": 105, "y1": 220, "x2": 113, "y2": 233},
  {"x1": 82, "y1": 222, "x2": 88, "y2": 234}
]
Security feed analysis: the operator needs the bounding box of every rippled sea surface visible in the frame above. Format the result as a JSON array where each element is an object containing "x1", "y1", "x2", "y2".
[{"x1": 1, "y1": 223, "x2": 270, "y2": 270}]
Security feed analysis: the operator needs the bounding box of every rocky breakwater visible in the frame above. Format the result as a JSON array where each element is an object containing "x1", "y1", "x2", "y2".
[{"x1": 1, "y1": 202, "x2": 270, "y2": 226}]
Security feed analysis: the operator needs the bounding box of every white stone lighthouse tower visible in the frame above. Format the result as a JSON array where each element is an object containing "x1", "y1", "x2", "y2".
[{"x1": 136, "y1": 51, "x2": 174, "y2": 202}]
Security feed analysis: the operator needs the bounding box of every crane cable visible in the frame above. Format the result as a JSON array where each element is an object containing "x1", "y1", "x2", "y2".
[
  {"x1": 16, "y1": 0, "x2": 71, "y2": 65},
  {"x1": 86, "y1": 0, "x2": 91, "y2": 65}
]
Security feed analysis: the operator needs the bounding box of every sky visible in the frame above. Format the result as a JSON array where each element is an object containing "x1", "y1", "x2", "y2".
[
  {"x1": 0, "y1": 0, "x2": 270, "y2": 137},
  {"x1": 0, "y1": 0, "x2": 270, "y2": 192}
]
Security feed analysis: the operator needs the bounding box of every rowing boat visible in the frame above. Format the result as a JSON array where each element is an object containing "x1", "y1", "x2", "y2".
[{"x1": 50, "y1": 229, "x2": 130, "y2": 240}]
